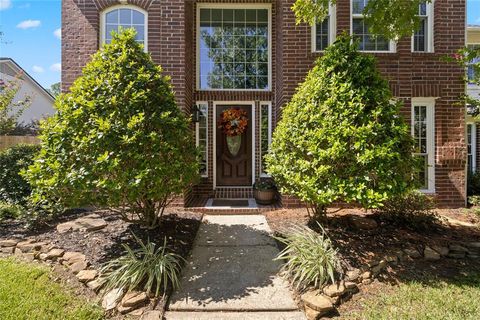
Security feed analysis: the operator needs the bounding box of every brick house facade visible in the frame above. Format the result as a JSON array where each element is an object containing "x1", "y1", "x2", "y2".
[{"x1": 62, "y1": 0, "x2": 467, "y2": 207}]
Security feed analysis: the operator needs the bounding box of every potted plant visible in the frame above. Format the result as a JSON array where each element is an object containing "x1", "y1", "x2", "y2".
[{"x1": 253, "y1": 179, "x2": 277, "y2": 205}]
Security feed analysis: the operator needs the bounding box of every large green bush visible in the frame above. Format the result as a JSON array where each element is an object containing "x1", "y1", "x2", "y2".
[
  {"x1": 0, "y1": 144, "x2": 40, "y2": 205},
  {"x1": 24, "y1": 29, "x2": 199, "y2": 228},
  {"x1": 266, "y1": 35, "x2": 418, "y2": 216}
]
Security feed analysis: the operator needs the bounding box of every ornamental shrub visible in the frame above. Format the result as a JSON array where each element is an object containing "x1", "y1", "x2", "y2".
[
  {"x1": 373, "y1": 191, "x2": 440, "y2": 232},
  {"x1": 265, "y1": 35, "x2": 418, "y2": 216},
  {"x1": 24, "y1": 29, "x2": 199, "y2": 228},
  {"x1": 0, "y1": 144, "x2": 40, "y2": 205}
]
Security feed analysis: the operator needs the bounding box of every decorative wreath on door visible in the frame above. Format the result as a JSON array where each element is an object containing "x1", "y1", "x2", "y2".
[{"x1": 218, "y1": 108, "x2": 248, "y2": 137}]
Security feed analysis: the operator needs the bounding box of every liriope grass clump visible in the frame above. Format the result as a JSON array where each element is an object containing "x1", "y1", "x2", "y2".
[
  {"x1": 275, "y1": 224, "x2": 340, "y2": 291},
  {"x1": 100, "y1": 235, "x2": 184, "y2": 297}
]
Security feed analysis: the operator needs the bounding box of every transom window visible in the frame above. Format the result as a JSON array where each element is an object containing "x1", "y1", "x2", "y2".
[
  {"x1": 198, "y1": 6, "x2": 270, "y2": 90},
  {"x1": 352, "y1": 0, "x2": 390, "y2": 52},
  {"x1": 102, "y1": 7, "x2": 147, "y2": 48}
]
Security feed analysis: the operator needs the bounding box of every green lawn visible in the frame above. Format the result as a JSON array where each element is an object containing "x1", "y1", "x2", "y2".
[
  {"x1": 0, "y1": 258, "x2": 103, "y2": 320},
  {"x1": 354, "y1": 273, "x2": 480, "y2": 319}
]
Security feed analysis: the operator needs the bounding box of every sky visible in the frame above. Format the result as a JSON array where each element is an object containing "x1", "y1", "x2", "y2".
[{"x1": 0, "y1": 0, "x2": 480, "y2": 90}]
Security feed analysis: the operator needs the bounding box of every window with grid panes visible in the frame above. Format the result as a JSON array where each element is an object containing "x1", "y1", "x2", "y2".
[
  {"x1": 198, "y1": 8, "x2": 269, "y2": 90},
  {"x1": 351, "y1": 0, "x2": 389, "y2": 51},
  {"x1": 413, "y1": 105, "x2": 429, "y2": 189},
  {"x1": 413, "y1": 3, "x2": 429, "y2": 52},
  {"x1": 104, "y1": 8, "x2": 146, "y2": 46}
]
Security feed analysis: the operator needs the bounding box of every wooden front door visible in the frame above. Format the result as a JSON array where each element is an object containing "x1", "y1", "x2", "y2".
[{"x1": 216, "y1": 105, "x2": 252, "y2": 186}]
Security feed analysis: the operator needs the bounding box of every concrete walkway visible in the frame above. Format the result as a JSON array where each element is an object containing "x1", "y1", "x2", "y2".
[{"x1": 166, "y1": 215, "x2": 305, "y2": 320}]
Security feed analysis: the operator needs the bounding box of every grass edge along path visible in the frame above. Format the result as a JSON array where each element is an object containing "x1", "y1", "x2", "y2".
[
  {"x1": 354, "y1": 272, "x2": 480, "y2": 320},
  {"x1": 0, "y1": 257, "x2": 103, "y2": 320}
]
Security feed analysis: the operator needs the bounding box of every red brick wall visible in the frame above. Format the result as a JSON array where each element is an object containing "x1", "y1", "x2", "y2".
[
  {"x1": 277, "y1": 0, "x2": 466, "y2": 207},
  {"x1": 62, "y1": 0, "x2": 187, "y2": 112},
  {"x1": 62, "y1": 0, "x2": 467, "y2": 207},
  {"x1": 191, "y1": 0, "x2": 277, "y2": 199}
]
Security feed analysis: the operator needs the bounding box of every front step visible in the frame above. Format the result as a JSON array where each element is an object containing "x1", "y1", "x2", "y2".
[{"x1": 187, "y1": 198, "x2": 280, "y2": 214}]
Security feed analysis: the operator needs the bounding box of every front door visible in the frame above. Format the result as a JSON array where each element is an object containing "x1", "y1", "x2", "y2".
[{"x1": 216, "y1": 105, "x2": 252, "y2": 186}]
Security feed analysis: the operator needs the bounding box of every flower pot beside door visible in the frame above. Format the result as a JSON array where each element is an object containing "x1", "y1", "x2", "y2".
[{"x1": 253, "y1": 179, "x2": 277, "y2": 205}]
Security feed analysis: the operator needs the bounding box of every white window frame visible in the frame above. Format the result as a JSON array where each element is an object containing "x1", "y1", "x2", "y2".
[
  {"x1": 411, "y1": 97, "x2": 435, "y2": 193},
  {"x1": 196, "y1": 3, "x2": 272, "y2": 92},
  {"x1": 467, "y1": 122, "x2": 476, "y2": 173},
  {"x1": 411, "y1": 1, "x2": 434, "y2": 53},
  {"x1": 350, "y1": 0, "x2": 396, "y2": 53},
  {"x1": 311, "y1": 4, "x2": 336, "y2": 52},
  {"x1": 100, "y1": 5, "x2": 148, "y2": 51},
  {"x1": 260, "y1": 101, "x2": 272, "y2": 177},
  {"x1": 196, "y1": 102, "x2": 209, "y2": 178}
]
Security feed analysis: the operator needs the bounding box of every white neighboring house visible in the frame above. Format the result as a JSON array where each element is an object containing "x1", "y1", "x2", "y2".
[{"x1": 0, "y1": 57, "x2": 55, "y2": 126}]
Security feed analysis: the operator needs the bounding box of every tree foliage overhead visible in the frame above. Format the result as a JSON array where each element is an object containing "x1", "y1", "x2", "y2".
[
  {"x1": 292, "y1": 0, "x2": 431, "y2": 40},
  {"x1": 265, "y1": 35, "x2": 418, "y2": 215},
  {"x1": 24, "y1": 29, "x2": 199, "y2": 228}
]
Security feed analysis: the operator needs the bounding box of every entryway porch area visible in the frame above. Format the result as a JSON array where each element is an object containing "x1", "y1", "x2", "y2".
[
  {"x1": 186, "y1": 190, "x2": 280, "y2": 214},
  {"x1": 190, "y1": 99, "x2": 278, "y2": 212}
]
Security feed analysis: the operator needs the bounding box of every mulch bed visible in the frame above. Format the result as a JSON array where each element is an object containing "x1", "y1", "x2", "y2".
[
  {"x1": 0, "y1": 208, "x2": 203, "y2": 319},
  {"x1": 0, "y1": 208, "x2": 202, "y2": 269},
  {"x1": 265, "y1": 207, "x2": 480, "y2": 317}
]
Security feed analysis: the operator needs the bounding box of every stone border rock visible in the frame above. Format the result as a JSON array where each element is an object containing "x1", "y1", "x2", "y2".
[
  {"x1": 300, "y1": 240, "x2": 480, "y2": 320},
  {"x1": 0, "y1": 238, "x2": 157, "y2": 318}
]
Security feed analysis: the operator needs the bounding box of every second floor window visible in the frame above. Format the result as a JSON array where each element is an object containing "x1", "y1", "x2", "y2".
[
  {"x1": 313, "y1": 5, "x2": 336, "y2": 51},
  {"x1": 351, "y1": 0, "x2": 390, "y2": 52},
  {"x1": 413, "y1": 2, "x2": 433, "y2": 52},
  {"x1": 198, "y1": 6, "x2": 270, "y2": 90},
  {"x1": 102, "y1": 7, "x2": 147, "y2": 49}
]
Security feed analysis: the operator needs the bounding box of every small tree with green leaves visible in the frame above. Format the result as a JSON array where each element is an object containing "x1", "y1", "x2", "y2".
[
  {"x1": 265, "y1": 35, "x2": 418, "y2": 218},
  {"x1": 48, "y1": 82, "x2": 61, "y2": 97},
  {"x1": 24, "y1": 29, "x2": 199, "y2": 228},
  {"x1": 0, "y1": 76, "x2": 31, "y2": 135}
]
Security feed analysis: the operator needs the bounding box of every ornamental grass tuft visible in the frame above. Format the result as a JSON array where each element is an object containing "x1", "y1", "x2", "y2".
[
  {"x1": 100, "y1": 235, "x2": 184, "y2": 297},
  {"x1": 274, "y1": 223, "x2": 340, "y2": 291}
]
